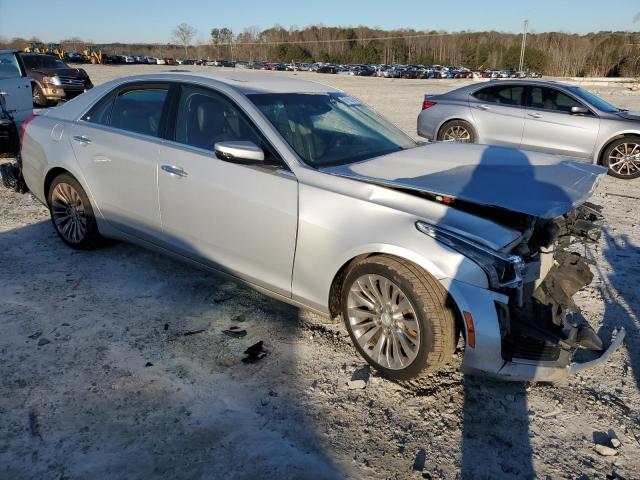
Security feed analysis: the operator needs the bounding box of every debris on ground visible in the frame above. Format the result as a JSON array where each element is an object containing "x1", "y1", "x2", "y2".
[
  {"x1": 144, "y1": 362, "x2": 154, "y2": 367},
  {"x1": 36, "y1": 338, "x2": 50, "y2": 347},
  {"x1": 347, "y1": 379, "x2": 367, "y2": 390},
  {"x1": 609, "y1": 429, "x2": 622, "y2": 448},
  {"x1": 412, "y1": 448, "x2": 426, "y2": 472},
  {"x1": 182, "y1": 328, "x2": 207, "y2": 337},
  {"x1": 595, "y1": 444, "x2": 618, "y2": 456},
  {"x1": 222, "y1": 326, "x2": 247, "y2": 338},
  {"x1": 28, "y1": 410, "x2": 41, "y2": 438},
  {"x1": 242, "y1": 341, "x2": 268, "y2": 363}
]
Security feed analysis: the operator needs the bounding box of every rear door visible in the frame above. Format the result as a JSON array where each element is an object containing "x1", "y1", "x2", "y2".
[
  {"x1": 520, "y1": 86, "x2": 600, "y2": 159},
  {"x1": 70, "y1": 82, "x2": 169, "y2": 241},
  {"x1": 0, "y1": 52, "x2": 32, "y2": 124},
  {"x1": 469, "y1": 84, "x2": 526, "y2": 147}
]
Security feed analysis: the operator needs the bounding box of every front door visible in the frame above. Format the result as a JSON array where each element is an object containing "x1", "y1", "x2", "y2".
[
  {"x1": 520, "y1": 86, "x2": 600, "y2": 159},
  {"x1": 158, "y1": 84, "x2": 298, "y2": 296}
]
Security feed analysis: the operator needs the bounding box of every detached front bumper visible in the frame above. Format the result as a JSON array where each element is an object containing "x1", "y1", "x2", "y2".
[{"x1": 442, "y1": 278, "x2": 626, "y2": 383}]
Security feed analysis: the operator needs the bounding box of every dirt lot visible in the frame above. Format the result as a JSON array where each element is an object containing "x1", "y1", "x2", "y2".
[{"x1": 1, "y1": 66, "x2": 639, "y2": 480}]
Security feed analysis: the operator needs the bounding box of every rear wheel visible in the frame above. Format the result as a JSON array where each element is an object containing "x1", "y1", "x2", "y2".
[
  {"x1": 47, "y1": 173, "x2": 102, "y2": 249},
  {"x1": 602, "y1": 137, "x2": 640, "y2": 179},
  {"x1": 437, "y1": 119, "x2": 476, "y2": 143},
  {"x1": 341, "y1": 255, "x2": 458, "y2": 381}
]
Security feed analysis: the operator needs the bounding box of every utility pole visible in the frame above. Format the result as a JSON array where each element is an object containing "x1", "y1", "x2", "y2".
[{"x1": 518, "y1": 19, "x2": 529, "y2": 72}]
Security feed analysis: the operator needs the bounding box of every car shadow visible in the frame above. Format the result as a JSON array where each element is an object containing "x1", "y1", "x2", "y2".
[
  {"x1": 597, "y1": 231, "x2": 639, "y2": 390},
  {"x1": 0, "y1": 218, "x2": 345, "y2": 479}
]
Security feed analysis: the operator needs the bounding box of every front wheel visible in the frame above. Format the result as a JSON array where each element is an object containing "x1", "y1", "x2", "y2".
[
  {"x1": 341, "y1": 255, "x2": 458, "y2": 381},
  {"x1": 437, "y1": 119, "x2": 476, "y2": 143},
  {"x1": 32, "y1": 84, "x2": 49, "y2": 107},
  {"x1": 47, "y1": 173, "x2": 103, "y2": 249},
  {"x1": 602, "y1": 137, "x2": 640, "y2": 179}
]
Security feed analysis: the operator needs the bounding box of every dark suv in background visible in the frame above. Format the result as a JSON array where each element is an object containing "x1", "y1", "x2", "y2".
[{"x1": 18, "y1": 53, "x2": 93, "y2": 107}]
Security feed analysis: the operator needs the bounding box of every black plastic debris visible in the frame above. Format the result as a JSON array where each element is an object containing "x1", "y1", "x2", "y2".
[
  {"x1": 0, "y1": 161, "x2": 28, "y2": 193},
  {"x1": 223, "y1": 326, "x2": 247, "y2": 338},
  {"x1": 145, "y1": 362, "x2": 154, "y2": 367},
  {"x1": 183, "y1": 328, "x2": 206, "y2": 337},
  {"x1": 242, "y1": 341, "x2": 268, "y2": 363}
]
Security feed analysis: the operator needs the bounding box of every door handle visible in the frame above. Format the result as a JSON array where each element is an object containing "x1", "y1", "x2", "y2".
[
  {"x1": 527, "y1": 112, "x2": 543, "y2": 119},
  {"x1": 477, "y1": 104, "x2": 490, "y2": 110},
  {"x1": 72, "y1": 135, "x2": 92, "y2": 145},
  {"x1": 161, "y1": 165, "x2": 188, "y2": 178}
]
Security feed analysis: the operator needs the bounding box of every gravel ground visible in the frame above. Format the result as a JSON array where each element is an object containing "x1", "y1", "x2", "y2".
[{"x1": 1, "y1": 66, "x2": 639, "y2": 480}]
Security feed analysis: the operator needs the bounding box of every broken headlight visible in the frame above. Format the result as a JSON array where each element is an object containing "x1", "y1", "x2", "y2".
[{"x1": 415, "y1": 221, "x2": 524, "y2": 290}]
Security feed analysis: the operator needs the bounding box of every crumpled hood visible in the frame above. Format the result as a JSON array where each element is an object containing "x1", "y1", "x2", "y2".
[
  {"x1": 322, "y1": 143, "x2": 606, "y2": 219},
  {"x1": 615, "y1": 110, "x2": 640, "y2": 122}
]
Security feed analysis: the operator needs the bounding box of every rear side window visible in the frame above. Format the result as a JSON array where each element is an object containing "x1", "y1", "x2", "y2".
[
  {"x1": 110, "y1": 88, "x2": 168, "y2": 136},
  {"x1": 530, "y1": 87, "x2": 582, "y2": 113},
  {"x1": 473, "y1": 86, "x2": 524, "y2": 106},
  {"x1": 82, "y1": 93, "x2": 115, "y2": 125},
  {"x1": 0, "y1": 52, "x2": 22, "y2": 79}
]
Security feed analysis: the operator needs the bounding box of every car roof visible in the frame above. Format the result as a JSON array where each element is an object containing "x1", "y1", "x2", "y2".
[
  {"x1": 0, "y1": 49, "x2": 18, "y2": 54},
  {"x1": 109, "y1": 71, "x2": 340, "y2": 95}
]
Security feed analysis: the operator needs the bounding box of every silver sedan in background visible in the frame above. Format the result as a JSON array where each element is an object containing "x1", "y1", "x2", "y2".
[
  {"x1": 20, "y1": 72, "x2": 624, "y2": 383},
  {"x1": 417, "y1": 80, "x2": 640, "y2": 179}
]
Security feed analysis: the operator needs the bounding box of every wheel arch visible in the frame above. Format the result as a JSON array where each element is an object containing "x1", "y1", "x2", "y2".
[
  {"x1": 43, "y1": 166, "x2": 72, "y2": 205},
  {"x1": 595, "y1": 131, "x2": 640, "y2": 165},
  {"x1": 327, "y1": 252, "x2": 465, "y2": 337}
]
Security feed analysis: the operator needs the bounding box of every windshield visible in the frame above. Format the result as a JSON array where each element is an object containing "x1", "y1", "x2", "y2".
[
  {"x1": 21, "y1": 54, "x2": 68, "y2": 70},
  {"x1": 567, "y1": 86, "x2": 620, "y2": 113},
  {"x1": 248, "y1": 92, "x2": 417, "y2": 167}
]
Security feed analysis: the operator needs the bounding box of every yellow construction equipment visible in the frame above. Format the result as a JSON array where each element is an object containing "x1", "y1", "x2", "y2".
[
  {"x1": 23, "y1": 42, "x2": 45, "y2": 54},
  {"x1": 46, "y1": 43, "x2": 66, "y2": 60},
  {"x1": 82, "y1": 47, "x2": 104, "y2": 64}
]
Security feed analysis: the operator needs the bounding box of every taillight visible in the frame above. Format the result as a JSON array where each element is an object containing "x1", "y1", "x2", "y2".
[
  {"x1": 422, "y1": 100, "x2": 436, "y2": 110},
  {"x1": 20, "y1": 113, "x2": 36, "y2": 149}
]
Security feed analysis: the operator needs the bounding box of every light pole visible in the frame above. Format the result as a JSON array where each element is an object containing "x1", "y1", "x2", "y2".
[{"x1": 518, "y1": 19, "x2": 529, "y2": 72}]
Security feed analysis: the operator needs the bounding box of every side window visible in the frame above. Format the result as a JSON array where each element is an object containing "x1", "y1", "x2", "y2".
[
  {"x1": 110, "y1": 87, "x2": 168, "y2": 136},
  {"x1": 82, "y1": 93, "x2": 115, "y2": 126},
  {"x1": 474, "y1": 86, "x2": 524, "y2": 106},
  {"x1": 530, "y1": 87, "x2": 583, "y2": 113},
  {"x1": 0, "y1": 53, "x2": 22, "y2": 79},
  {"x1": 175, "y1": 85, "x2": 279, "y2": 163}
]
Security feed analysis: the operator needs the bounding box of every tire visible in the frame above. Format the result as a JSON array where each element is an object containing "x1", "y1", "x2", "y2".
[
  {"x1": 32, "y1": 84, "x2": 49, "y2": 107},
  {"x1": 437, "y1": 119, "x2": 476, "y2": 143},
  {"x1": 341, "y1": 255, "x2": 458, "y2": 381},
  {"x1": 47, "y1": 173, "x2": 102, "y2": 249},
  {"x1": 601, "y1": 137, "x2": 640, "y2": 179}
]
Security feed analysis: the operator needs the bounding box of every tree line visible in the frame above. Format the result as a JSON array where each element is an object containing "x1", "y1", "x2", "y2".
[{"x1": 2, "y1": 25, "x2": 639, "y2": 77}]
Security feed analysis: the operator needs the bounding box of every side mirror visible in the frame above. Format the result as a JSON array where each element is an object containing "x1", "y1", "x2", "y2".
[
  {"x1": 214, "y1": 141, "x2": 265, "y2": 163},
  {"x1": 570, "y1": 106, "x2": 589, "y2": 115}
]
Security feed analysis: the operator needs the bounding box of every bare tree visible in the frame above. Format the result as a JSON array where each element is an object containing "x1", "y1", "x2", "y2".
[{"x1": 173, "y1": 23, "x2": 197, "y2": 58}]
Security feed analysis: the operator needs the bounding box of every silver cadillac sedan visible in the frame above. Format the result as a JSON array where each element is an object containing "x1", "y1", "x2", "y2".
[
  {"x1": 20, "y1": 72, "x2": 625, "y2": 382},
  {"x1": 417, "y1": 80, "x2": 640, "y2": 179}
]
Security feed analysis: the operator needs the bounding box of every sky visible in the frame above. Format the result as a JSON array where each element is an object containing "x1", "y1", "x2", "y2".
[{"x1": 1, "y1": 0, "x2": 638, "y2": 44}]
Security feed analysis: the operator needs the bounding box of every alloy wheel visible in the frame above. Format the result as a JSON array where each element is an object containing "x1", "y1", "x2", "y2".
[
  {"x1": 51, "y1": 182, "x2": 87, "y2": 244},
  {"x1": 346, "y1": 274, "x2": 420, "y2": 370},
  {"x1": 608, "y1": 143, "x2": 640, "y2": 177},
  {"x1": 442, "y1": 125, "x2": 471, "y2": 143}
]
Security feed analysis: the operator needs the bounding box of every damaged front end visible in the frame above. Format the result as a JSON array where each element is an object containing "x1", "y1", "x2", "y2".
[{"x1": 418, "y1": 203, "x2": 626, "y2": 382}]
